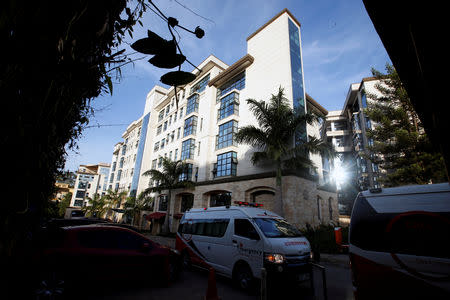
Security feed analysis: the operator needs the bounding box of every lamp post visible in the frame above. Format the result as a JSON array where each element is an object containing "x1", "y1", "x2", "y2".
[{"x1": 131, "y1": 1, "x2": 205, "y2": 107}]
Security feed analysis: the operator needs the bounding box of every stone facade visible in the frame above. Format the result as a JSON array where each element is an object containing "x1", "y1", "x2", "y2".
[{"x1": 150, "y1": 174, "x2": 338, "y2": 233}]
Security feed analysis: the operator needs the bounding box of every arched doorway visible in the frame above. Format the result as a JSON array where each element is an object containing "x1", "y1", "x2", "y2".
[
  {"x1": 173, "y1": 192, "x2": 194, "y2": 231},
  {"x1": 246, "y1": 186, "x2": 276, "y2": 211},
  {"x1": 203, "y1": 190, "x2": 232, "y2": 207}
]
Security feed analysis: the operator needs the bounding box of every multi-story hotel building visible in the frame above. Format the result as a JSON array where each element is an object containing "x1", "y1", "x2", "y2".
[
  {"x1": 109, "y1": 9, "x2": 339, "y2": 231},
  {"x1": 70, "y1": 163, "x2": 110, "y2": 207},
  {"x1": 324, "y1": 77, "x2": 382, "y2": 214}
]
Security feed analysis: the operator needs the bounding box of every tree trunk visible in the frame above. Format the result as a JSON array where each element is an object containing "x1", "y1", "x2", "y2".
[
  {"x1": 162, "y1": 190, "x2": 171, "y2": 234},
  {"x1": 276, "y1": 164, "x2": 285, "y2": 217}
]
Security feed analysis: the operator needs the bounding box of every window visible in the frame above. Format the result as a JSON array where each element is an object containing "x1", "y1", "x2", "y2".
[
  {"x1": 179, "y1": 163, "x2": 193, "y2": 181},
  {"x1": 168, "y1": 115, "x2": 172, "y2": 126},
  {"x1": 78, "y1": 181, "x2": 87, "y2": 189},
  {"x1": 197, "y1": 141, "x2": 201, "y2": 156},
  {"x1": 75, "y1": 190, "x2": 85, "y2": 198},
  {"x1": 210, "y1": 192, "x2": 231, "y2": 207},
  {"x1": 74, "y1": 200, "x2": 83, "y2": 207},
  {"x1": 216, "y1": 72, "x2": 245, "y2": 100},
  {"x1": 112, "y1": 162, "x2": 116, "y2": 171},
  {"x1": 180, "y1": 194, "x2": 193, "y2": 212},
  {"x1": 186, "y1": 94, "x2": 199, "y2": 115},
  {"x1": 119, "y1": 157, "x2": 124, "y2": 168},
  {"x1": 171, "y1": 130, "x2": 175, "y2": 142},
  {"x1": 179, "y1": 107, "x2": 184, "y2": 118},
  {"x1": 165, "y1": 106, "x2": 170, "y2": 116},
  {"x1": 154, "y1": 141, "x2": 160, "y2": 151},
  {"x1": 181, "y1": 139, "x2": 195, "y2": 160},
  {"x1": 216, "y1": 120, "x2": 238, "y2": 149},
  {"x1": 215, "y1": 151, "x2": 237, "y2": 177},
  {"x1": 218, "y1": 92, "x2": 239, "y2": 120},
  {"x1": 152, "y1": 159, "x2": 157, "y2": 169},
  {"x1": 317, "y1": 196, "x2": 322, "y2": 220},
  {"x1": 158, "y1": 110, "x2": 164, "y2": 122},
  {"x1": 174, "y1": 111, "x2": 177, "y2": 122},
  {"x1": 157, "y1": 125, "x2": 162, "y2": 135},
  {"x1": 200, "y1": 118, "x2": 203, "y2": 131},
  {"x1": 117, "y1": 170, "x2": 122, "y2": 181},
  {"x1": 160, "y1": 138, "x2": 165, "y2": 149},
  {"x1": 163, "y1": 121, "x2": 168, "y2": 131},
  {"x1": 333, "y1": 121, "x2": 347, "y2": 131},
  {"x1": 183, "y1": 115, "x2": 198, "y2": 137},
  {"x1": 234, "y1": 219, "x2": 260, "y2": 240},
  {"x1": 114, "y1": 183, "x2": 119, "y2": 191},
  {"x1": 361, "y1": 91, "x2": 367, "y2": 108},
  {"x1": 174, "y1": 148, "x2": 178, "y2": 160},
  {"x1": 158, "y1": 157, "x2": 163, "y2": 168},
  {"x1": 177, "y1": 127, "x2": 181, "y2": 139},
  {"x1": 158, "y1": 195, "x2": 168, "y2": 211},
  {"x1": 328, "y1": 197, "x2": 333, "y2": 220},
  {"x1": 254, "y1": 218, "x2": 303, "y2": 238},
  {"x1": 179, "y1": 218, "x2": 229, "y2": 238},
  {"x1": 78, "y1": 230, "x2": 148, "y2": 250},
  {"x1": 109, "y1": 173, "x2": 114, "y2": 183},
  {"x1": 121, "y1": 145, "x2": 126, "y2": 156},
  {"x1": 190, "y1": 74, "x2": 210, "y2": 95},
  {"x1": 169, "y1": 151, "x2": 172, "y2": 160}
]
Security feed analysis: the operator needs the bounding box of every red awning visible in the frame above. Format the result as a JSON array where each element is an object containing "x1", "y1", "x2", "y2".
[
  {"x1": 173, "y1": 213, "x2": 184, "y2": 219},
  {"x1": 146, "y1": 212, "x2": 166, "y2": 220}
]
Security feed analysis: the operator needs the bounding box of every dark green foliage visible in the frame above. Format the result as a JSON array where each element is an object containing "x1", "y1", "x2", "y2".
[
  {"x1": 235, "y1": 87, "x2": 335, "y2": 184},
  {"x1": 235, "y1": 87, "x2": 335, "y2": 216},
  {"x1": 365, "y1": 64, "x2": 447, "y2": 186},
  {"x1": 302, "y1": 224, "x2": 349, "y2": 254},
  {"x1": 1, "y1": 0, "x2": 147, "y2": 267},
  {"x1": 123, "y1": 192, "x2": 154, "y2": 226},
  {"x1": 143, "y1": 157, "x2": 195, "y2": 234}
]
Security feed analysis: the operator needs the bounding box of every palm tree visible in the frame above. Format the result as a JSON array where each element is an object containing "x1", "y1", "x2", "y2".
[
  {"x1": 104, "y1": 189, "x2": 128, "y2": 221},
  {"x1": 235, "y1": 87, "x2": 335, "y2": 216},
  {"x1": 123, "y1": 192, "x2": 154, "y2": 226},
  {"x1": 143, "y1": 157, "x2": 194, "y2": 234},
  {"x1": 83, "y1": 193, "x2": 108, "y2": 218}
]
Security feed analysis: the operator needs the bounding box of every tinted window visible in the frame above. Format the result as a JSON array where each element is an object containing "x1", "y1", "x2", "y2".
[
  {"x1": 234, "y1": 219, "x2": 260, "y2": 240},
  {"x1": 253, "y1": 218, "x2": 302, "y2": 238},
  {"x1": 78, "y1": 229, "x2": 148, "y2": 250},
  {"x1": 180, "y1": 219, "x2": 229, "y2": 237}
]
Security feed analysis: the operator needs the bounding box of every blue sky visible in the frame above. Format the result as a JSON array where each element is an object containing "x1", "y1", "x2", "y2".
[{"x1": 64, "y1": 0, "x2": 391, "y2": 171}]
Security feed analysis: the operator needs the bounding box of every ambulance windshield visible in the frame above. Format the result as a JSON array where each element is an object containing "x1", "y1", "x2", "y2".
[{"x1": 254, "y1": 218, "x2": 303, "y2": 238}]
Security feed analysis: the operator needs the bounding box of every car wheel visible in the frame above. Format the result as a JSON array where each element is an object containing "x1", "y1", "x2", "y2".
[
  {"x1": 234, "y1": 264, "x2": 254, "y2": 291},
  {"x1": 182, "y1": 251, "x2": 192, "y2": 271},
  {"x1": 168, "y1": 259, "x2": 180, "y2": 282},
  {"x1": 35, "y1": 270, "x2": 65, "y2": 299}
]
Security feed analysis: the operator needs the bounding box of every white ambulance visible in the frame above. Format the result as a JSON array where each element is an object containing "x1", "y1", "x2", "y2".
[
  {"x1": 175, "y1": 202, "x2": 312, "y2": 290},
  {"x1": 349, "y1": 183, "x2": 450, "y2": 299}
]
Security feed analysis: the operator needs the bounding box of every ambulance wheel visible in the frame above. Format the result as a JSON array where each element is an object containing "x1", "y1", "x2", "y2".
[
  {"x1": 234, "y1": 263, "x2": 254, "y2": 291},
  {"x1": 181, "y1": 251, "x2": 192, "y2": 271}
]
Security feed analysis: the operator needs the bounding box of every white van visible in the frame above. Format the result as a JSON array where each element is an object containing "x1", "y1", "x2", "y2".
[
  {"x1": 349, "y1": 183, "x2": 450, "y2": 299},
  {"x1": 175, "y1": 202, "x2": 312, "y2": 289}
]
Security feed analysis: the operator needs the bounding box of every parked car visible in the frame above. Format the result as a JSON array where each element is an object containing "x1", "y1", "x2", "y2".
[
  {"x1": 98, "y1": 222, "x2": 142, "y2": 233},
  {"x1": 32, "y1": 224, "x2": 181, "y2": 298},
  {"x1": 42, "y1": 217, "x2": 111, "y2": 229}
]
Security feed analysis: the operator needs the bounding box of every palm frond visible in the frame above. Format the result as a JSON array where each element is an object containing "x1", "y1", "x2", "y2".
[{"x1": 235, "y1": 125, "x2": 268, "y2": 148}]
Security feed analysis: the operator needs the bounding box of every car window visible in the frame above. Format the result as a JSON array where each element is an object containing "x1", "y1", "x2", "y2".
[
  {"x1": 179, "y1": 219, "x2": 229, "y2": 237},
  {"x1": 253, "y1": 218, "x2": 303, "y2": 238},
  {"x1": 234, "y1": 219, "x2": 260, "y2": 240},
  {"x1": 78, "y1": 229, "x2": 149, "y2": 250}
]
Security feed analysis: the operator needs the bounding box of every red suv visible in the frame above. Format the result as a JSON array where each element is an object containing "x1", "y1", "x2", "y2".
[{"x1": 33, "y1": 224, "x2": 181, "y2": 298}]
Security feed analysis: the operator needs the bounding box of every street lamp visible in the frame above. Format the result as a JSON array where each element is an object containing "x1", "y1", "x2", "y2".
[{"x1": 131, "y1": 1, "x2": 205, "y2": 107}]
